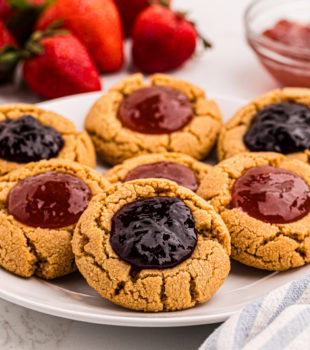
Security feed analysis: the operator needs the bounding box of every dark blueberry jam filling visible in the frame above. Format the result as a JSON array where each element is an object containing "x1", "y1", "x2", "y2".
[
  {"x1": 110, "y1": 197, "x2": 197, "y2": 270},
  {"x1": 117, "y1": 86, "x2": 193, "y2": 134},
  {"x1": 8, "y1": 171, "x2": 91, "y2": 228},
  {"x1": 244, "y1": 102, "x2": 310, "y2": 154},
  {"x1": 232, "y1": 166, "x2": 310, "y2": 224},
  {"x1": 125, "y1": 161, "x2": 199, "y2": 192},
  {"x1": 0, "y1": 115, "x2": 64, "y2": 163}
]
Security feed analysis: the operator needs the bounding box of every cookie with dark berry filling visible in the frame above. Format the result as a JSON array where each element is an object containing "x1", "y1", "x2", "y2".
[
  {"x1": 0, "y1": 103, "x2": 96, "y2": 175},
  {"x1": 218, "y1": 88, "x2": 310, "y2": 162},
  {"x1": 72, "y1": 178, "x2": 230, "y2": 312}
]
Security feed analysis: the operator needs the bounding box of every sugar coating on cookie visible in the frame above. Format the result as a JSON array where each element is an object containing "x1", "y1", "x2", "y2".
[
  {"x1": 218, "y1": 88, "x2": 310, "y2": 162},
  {"x1": 72, "y1": 179, "x2": 230, "y2": 312},
  {"x1": 0, "y1": 104, "x2": 96, "y2": 175},
  {"x1": 103, "y1": 153, "x2": 211, "y2": 192},
  {"x1": 0, "y1": 159, "x2": 108, "y2": 279},
  {"x1": 85, "y1": 74, "x2": 222, "y2": 165},
  {"x1": 198, "y1": 152, "x2": 310, "y2": 271}
]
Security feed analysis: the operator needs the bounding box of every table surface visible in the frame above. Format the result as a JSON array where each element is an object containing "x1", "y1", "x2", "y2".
[{"x1": 0, "y1": 0, "x2": 279, "y2": 349}]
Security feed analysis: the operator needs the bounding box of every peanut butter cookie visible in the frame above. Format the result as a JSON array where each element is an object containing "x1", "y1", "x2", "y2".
[
  {"x1": 218, "y1": 88, "x2": 310, "y2": 162},
  {"x1": 198, "y1": 152, "x2": 310, "y2": 271},
  {"x1": 0, "y1": 159, "x2": 108, "y2": 279},
  {"x1": 72, "y1": 178, "x2": 230, "y2": 312},
  {"x1": 85, "y1": 74, "x2": 222, "y2": 165},
  {"x1": 103, "y1": 152, "x2": 211, "y2": 192},
  {"x1": 0, "y1": 103, "x2": 96, "y2": 175}
]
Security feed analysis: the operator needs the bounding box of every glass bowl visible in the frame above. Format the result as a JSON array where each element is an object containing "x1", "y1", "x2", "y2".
[{"x1": 245, "y1": 0, "x2": 310, "y2": 87}]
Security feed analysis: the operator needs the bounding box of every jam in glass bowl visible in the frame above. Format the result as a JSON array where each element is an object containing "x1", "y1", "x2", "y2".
[{"x1": 245, "y1": 0, "x2": 310, "y2": 87}]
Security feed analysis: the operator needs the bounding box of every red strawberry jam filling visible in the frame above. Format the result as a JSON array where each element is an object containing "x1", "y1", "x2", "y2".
[
  {"x1": 8, "y1": 171, "x2": 91, "y2": 229},
  {"x1": 117, "y1": 86, "x2": 193, "y2": 134},
  {"x1": 125, "y1": 161, "x2": 199, "y2": 192},
  {"x1": 110, "y1": 197, "x2": 197, "y2": 270},
  {"x1": 232, "y1": 166, "x2": 310, "y2": 224},
  {"x1": 259, "y1": 20, "x2": 310, "y2": 87}
]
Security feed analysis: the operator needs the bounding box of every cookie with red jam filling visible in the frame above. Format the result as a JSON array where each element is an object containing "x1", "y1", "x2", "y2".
[
  {"x1": 0, "y1": 159, "x2": 108, "y2": 279},
  {"x1": 198, "y1": 152, "x2": 310, "y2": 271},
  {"x1": 103, "y1": 152, "x2": 211, "y2": 192},
  {"x1": 85, "y1": 74, "x2": 222, "y2": 165}
]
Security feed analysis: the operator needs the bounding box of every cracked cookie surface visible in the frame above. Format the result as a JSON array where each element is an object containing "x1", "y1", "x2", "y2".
[
  {"x1": 197, "y1": 152, "x2": 310, "y2": 271},
  {"x1": 103, "y1": 152, "x2": 211, "y2": 191},
  {"x1": 85, "y1": 74, "x2": 222, "y2": 165},
  {"x1": 0, "y1": 159, "x2": 108, "y2": 279},
  {"x1": 72, "y1": 179, "x2": 230, "y2": 312},
  {"x1": 0, "y1": 104, "x2": 96, "y2": 175},
  {"x1": 218, "y1": 88, "x2": 310, "y2": 162}
]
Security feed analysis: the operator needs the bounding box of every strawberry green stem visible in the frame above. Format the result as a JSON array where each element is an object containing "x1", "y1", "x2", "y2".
[
  {"x1": 8, "y1": 0, "x2": 54, "y2": 10},
  {"x1": 198, "y1": 31, "x2": 212, "y2": 49},
  {"x1": 188, "y1": 20, "x2": 212, "y2": 49},
  {"x1": 24, "y1": 21, "x2": 69, "y2": 56}
]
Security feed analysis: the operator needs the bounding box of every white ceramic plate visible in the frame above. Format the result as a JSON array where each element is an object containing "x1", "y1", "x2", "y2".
[{"x1": 0, "y1": 91, "x2": 309, "y2": 327}]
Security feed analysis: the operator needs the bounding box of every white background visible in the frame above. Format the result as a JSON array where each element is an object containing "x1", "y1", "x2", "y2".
[{"x1": 0, "y1": 0, "x2": 280, "y2": 349}]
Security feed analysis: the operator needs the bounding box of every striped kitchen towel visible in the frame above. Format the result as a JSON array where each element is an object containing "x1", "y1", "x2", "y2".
[{"x1": 200, "y1": 274, "x2": 310, "y2": 350}]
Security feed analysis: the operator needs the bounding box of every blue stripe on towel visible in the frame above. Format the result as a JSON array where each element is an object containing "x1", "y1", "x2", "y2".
[
  {"x1": 200, "y1": 274, "x2": 310, "y2": 350},
  {"x1": 232, "y1": 298, "x2": 264, "y2": 350},
  {"x1": 268, "y1": 276, "x2": 310, "y2": 325},
  {"x1": 258, "y1": 307, "x2": 310, "y2": 350}
]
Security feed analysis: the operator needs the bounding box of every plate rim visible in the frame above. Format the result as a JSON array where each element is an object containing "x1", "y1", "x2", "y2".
[
  {"x1": 0, "y1": 285, "x2": 236, "y2": 327},
  {"x1": 0, "y1": 91, "x2": 256, "y2": 327}
]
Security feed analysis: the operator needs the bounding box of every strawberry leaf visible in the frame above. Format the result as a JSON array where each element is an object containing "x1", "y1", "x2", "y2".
[
  {"x1": 25, "y1": 40, "x2": 44, "y2": 55},
  {"x1": 8, "y1": 0, "x2": 54, "y2": 10},
  {"x1": 147, "y1": 0, "x2": 170, "y2": 8},
  {"x1": 188, "y1": 21, "x2": 212, "y2": 49},
  {"x1": 200, "y1": 35, "x2": 212, "y2": 49},
  {"x1": 157, "y1": 0, "x2": 170, "y2": 7},
  {"x1": 24, "y1": 24, "x2": 69, "y2": 57},
  {"x1": 47, "y1": 18, "x2": 64, "y2": 30},
  {"x1": 0, "y1": 44, "x2": 22, "y2": 83}
]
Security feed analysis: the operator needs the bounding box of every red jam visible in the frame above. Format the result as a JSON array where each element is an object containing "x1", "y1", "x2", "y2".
[
  {"x1": 260, "y1": 20, "x2": 310, "y2": 87},
  {"x1": 117, "y1": 86, "x2": 193, "y2": 134},
  {"x1": 264, "y1": 20, "x2": 310, "y2": 50},
  {"x1": 8, "y1": 171, "x2": 91, "y2": 229},
  {"x1": 232, "y1": 166, "x2": 310, "y2": 224},
  {"x1": 125, "y1": 161, "x2": 199, "y2": 192}
]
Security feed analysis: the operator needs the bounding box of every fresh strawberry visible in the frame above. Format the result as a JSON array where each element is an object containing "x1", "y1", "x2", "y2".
[
  {"x1": 0, "y1": 19, "x2": 15, "y2": 46},
  {"x1": 114, "y1": 0, "x2": 171, "y2": 37},
  {"x1": 22, "y1": 29, "x2": 101, "y2": 98},
  {"x1": 132, "y1": 4, "x2": 211, "y2": 73},
  {"x1": 36, "y1": 0, "x2": 124, "y2": 72}
]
